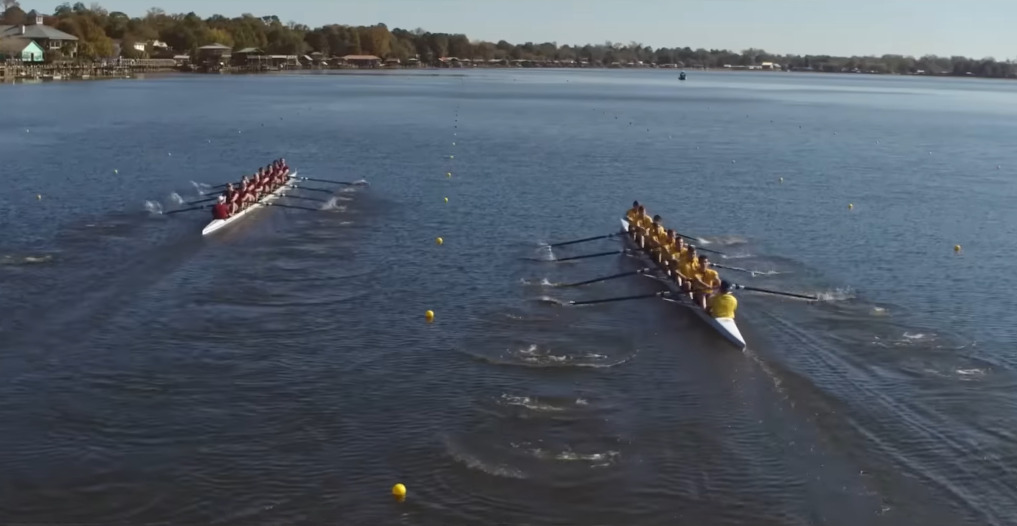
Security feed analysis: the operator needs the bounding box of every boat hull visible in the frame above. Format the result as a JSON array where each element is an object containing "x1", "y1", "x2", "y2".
[
  {"x1": 201, "y1": 170, "x2": 298, "y2": 236},
  {"x1": 620, "y1": 218, "x2": 746, "y2": 350}
]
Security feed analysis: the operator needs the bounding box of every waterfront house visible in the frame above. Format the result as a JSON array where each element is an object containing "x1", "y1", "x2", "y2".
[
  {"x1": 0, "y1": 15, "x2": 78, "y2": 57},
  {"x1": 384, "y1": 57, "x2": 401, "y2": 67},
  {"x1": 232, "y1": 47, "x2": 266, "y2": 67},
  {"x1": 0, "y1": 37, "x2": 43, "y2": 62},
  {"x1": 196, "y1": 43, "x2": 231, "y2": 65},
  {"x1": 340, "y1": 54, "x2": 381, "y2": 68}
]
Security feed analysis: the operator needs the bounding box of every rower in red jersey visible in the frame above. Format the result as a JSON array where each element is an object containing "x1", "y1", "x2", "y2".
[
  {"x1": 238, "y1": 181, "x2": 254, "y2": 209},
  {"x1": 222, "y1": 183, "x2": 237, "y2": 214},
  {"x1": 212, "y1": 195, "x2": 230, "y2": 219}
]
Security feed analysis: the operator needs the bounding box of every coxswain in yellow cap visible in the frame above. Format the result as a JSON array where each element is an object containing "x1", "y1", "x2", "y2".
[{"x1": 708, "y1": 280, "x2": 738, "y2": 319}]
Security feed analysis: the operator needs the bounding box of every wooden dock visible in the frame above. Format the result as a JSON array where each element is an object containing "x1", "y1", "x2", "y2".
[{"x1": 1, "y1": 60, "x2": 178, "y2": 83}]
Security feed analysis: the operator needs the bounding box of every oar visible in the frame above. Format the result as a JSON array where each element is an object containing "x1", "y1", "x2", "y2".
[
  {"x1": 569, "y1": 291, "x2": 667, "y2": 306},
  {"x1": 689, "y1": 244, "x2": 725, "y2": 256},
  {"x1": 547, "y1": 232, "x2": 621, "y2": 248},
  {"x1": 559, "y1": 268, "x2": 649, "y2": 288},
  {"x1": 283, "y1": 195, "x2": 329, "y2": 203},
  {"x1": 185, "y1": 196, "x2": 218, "y2": 206},
  {"x1": 293, "y1": 186, "x2": 335, "y2": 195},
  {"x1": 735, "y1": 284, "x2": 817, "y2": 300},
  {"x1": 264, "y1": 202, "x2": 321, "y2": 212},
  {"x1": 714, "y1": 263, "x2": 757, "y2": 274},
  {"x1": 295, "y1": 176, "x2": 356, "y2": 185},
  {"x1": 554, "y1": 250, "x2": 626, "y2": 262},
  {"x1": 166, "y1": 205, "x2": 208, "y2": 215}
]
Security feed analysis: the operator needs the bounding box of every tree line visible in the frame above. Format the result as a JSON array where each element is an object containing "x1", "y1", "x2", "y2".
[{"x1": 1, "y1": 1, "x2": 1014, "y2": 79}]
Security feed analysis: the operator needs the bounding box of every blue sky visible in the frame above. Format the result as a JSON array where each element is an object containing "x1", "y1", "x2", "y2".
[{"x1": 79, "y1": 0, "x2": 1015, "y2": 58}]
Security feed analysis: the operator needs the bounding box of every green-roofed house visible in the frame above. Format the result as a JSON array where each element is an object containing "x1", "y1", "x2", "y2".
[
  {"x1": 0, "y1": 15, "x2": 79, "y2": 58},
  {"x1": 0, "y1": 37, "x2": 43, "y2": 62}
]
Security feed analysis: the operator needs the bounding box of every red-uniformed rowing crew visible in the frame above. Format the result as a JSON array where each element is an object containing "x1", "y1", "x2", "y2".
[{"x1": 211, "y1": 159, "x2": 289, "y2": 220}]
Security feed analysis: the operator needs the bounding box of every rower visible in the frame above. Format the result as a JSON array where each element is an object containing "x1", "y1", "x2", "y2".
[
  {"x1": 238, "y1": 181, "x2": 254, "y2": 209},
  {"x1": 626, "y1": 201, "x2": 641, "y2": 223},
  {"x1": 691, "y1": 255, "x2": 722, "y2": 309},
  {"x1": 224, "y1": 183, "x2": 240, "y2": 214},
  {"x1": 655, "y1": 229, "x2": 677, "y2": 264},
  {"x1": 678, "y1": 247, "x2": 699, "y2": 297},
  {"x1": 211, "y1": 195, "x2": 230, "y2": 220},
  {"x1": 708, "y1": 280, "x2": 738, "y2": 319}
]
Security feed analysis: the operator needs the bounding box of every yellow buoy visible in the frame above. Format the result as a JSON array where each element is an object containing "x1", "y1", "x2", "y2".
[
  {"x1": 450, "y1": 155, "x2": 455, "y2": 159},
  {"x1": 392, "y1": 483, "x2": 406, "y2": 499},
  {"x1": 36, "y1": 194, "x2": 42, "y2": 200},
  {"x1": 954, "y1": 244, "x2": 961, "y2": 253},
  {"x1": 443, "y1": 197, "x2": 449, "y2": 203},
  {"x1": 114, "y1": 169, "x2": 119, "y2": 174},
  {"x1": 848, "y1": 203, "x2": 854, "y2": 210},
  {"x1": 425, "y1": 310, "x2": 435, "y2": 322},
  {"x1": 436, "y1": 237, "x2": 443, "y2": 245},
  {"x1": 779, "y1": 177, "x2": 784, "y2": 183},
  {"x1": 446, "y1": 172, "x2": 452, "y2": 178}
]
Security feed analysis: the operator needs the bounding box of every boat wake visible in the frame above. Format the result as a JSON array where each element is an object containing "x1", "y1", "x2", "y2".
[
  {"x1": 497, "y1": 393, "x2": 589, "y2": 413},
  {"x1": 442, "y1": 436, "x2": 527, "y2": 479},
  {"x1": 510, "y1": 440, "x2": 621, "y2": 468},
  {"x1": 167, "y1": 192, "x2": 185, "y2": 205},
  {"x1": 468, "y1": 343, "x2": 636, "y2": 369}
]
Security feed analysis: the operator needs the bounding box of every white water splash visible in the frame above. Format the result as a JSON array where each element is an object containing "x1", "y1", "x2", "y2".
[
  {"x1": 190, "y1": 181, "x2": 211, "y2": 195},
  {"x1": 520, "y1": 277, "x2": 557, "y2": 287},
  {"x1": 871, "y1": 306, "x2": 889, "y2": 316},
  {"x1": 1, "y1": 254, "x2": 54, "y2": 265},
  {"x1": 816, "y1": 287, "x2": 855, "y2": 301},
  {"x1": 321, "y1": 197, "x2": 346, "y2": 211},
  {"x1": 535, "y1": 295, "x2": 566, "y2": 306},
  {"x1": 144, "y1": 201, "x2": 164, "y2": 214},
  {"x1": 168, "y1": 192, "x2": 184, "y2": 205}
]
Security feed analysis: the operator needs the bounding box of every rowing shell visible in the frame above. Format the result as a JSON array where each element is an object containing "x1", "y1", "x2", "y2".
[
  {"x1": 201, "y1": 170, "x2": 298, "y2": 236},
  {"x1": 619, "y1": 218, "x2": 747, "y2": 350}
]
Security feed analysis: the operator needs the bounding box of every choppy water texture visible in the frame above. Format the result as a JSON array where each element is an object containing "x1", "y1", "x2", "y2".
[{"x1": 2, "y1": 70, "x2": 1016, "y2": 525}]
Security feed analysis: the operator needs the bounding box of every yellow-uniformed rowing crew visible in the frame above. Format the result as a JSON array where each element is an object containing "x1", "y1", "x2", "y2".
[{"x1": 625, "y1": 201, "x2": 738, "y2": 319}]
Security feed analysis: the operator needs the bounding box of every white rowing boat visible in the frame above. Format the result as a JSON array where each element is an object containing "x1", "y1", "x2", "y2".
[
  {"x1": 201, "y1": 170, "x2": 298, "y2": 236},
  {"x1": 620, "y1": 218, "x2": 747, "y2": 350}
]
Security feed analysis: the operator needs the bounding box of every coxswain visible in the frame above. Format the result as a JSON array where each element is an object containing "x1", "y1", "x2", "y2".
[
  {"x1": 708, "y1": 280, "x2": 738, "y2": 319},
  {"x1": 211, "y1": 195, "x2": 230, "y2": 220},
  {"x1": 691, "y1": 255, "x2": 722, "y2": 309}
]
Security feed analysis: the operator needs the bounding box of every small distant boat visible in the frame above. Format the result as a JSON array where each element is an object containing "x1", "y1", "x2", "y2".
[{"x1": 679, "y1": 71, "x2": 687, "y2": 81}]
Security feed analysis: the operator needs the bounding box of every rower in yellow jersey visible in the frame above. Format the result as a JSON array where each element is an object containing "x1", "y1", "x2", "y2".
[
  {"x1": 708, "y1": 281, "x2": 738, "y2": 318},
  {"x1": 655, "y1": 229, "x2": 677, "y2": 265},
  {"x1": 691, "y1": 255, "x2": 722, "y2": 309},
  {"x1": 678, "y1": 247, "x2": 700, "y2": 297},
  {"x1": 666, "y1": 237, "x2": 688, "y2": 283},
  {"x1": 626, "y1": 201, "x2": 641, "y2": 223}
]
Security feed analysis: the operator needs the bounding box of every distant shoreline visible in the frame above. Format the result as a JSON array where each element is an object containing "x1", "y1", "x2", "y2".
[{"x1": 2, "y1": 63, "x2": 1008, "y2": 87}]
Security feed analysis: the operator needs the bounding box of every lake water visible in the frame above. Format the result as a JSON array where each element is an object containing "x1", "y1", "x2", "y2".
[{"x1": 1, "y1": 69, "x2": 1016, "y2": 525}]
